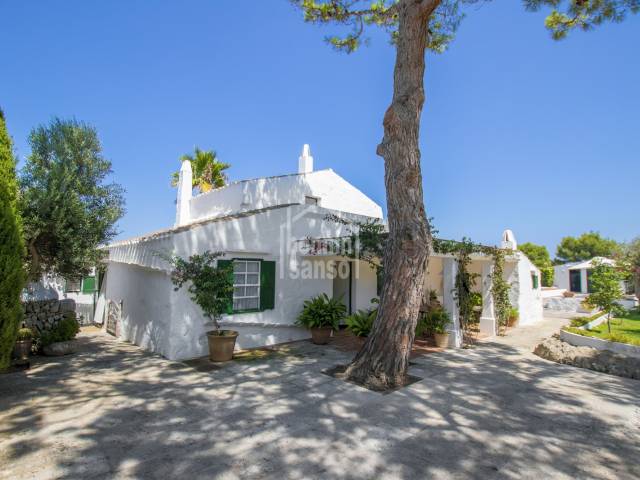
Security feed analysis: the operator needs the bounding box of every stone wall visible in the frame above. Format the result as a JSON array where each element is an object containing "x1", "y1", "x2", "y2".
[
  {"x1": 534, "y1": 335, "x2": 640, "y2": 380},
  {"x1": 23, "y1": 299, "x2": 76, "y2": 336}
]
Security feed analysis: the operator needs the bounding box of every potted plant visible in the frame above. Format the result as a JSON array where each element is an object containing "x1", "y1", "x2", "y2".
[
  {"x1": 421, "y1": 308, "x2": 451, "y2": 348},
  {"x1": 507, "y1": 307, "x2": 519, "y2": 327},
  {"x1": 13, "y1": 327, "x2": 34, "y2": 366},
  {"x1": 296, "y1": 293, "x2": 346, "y2": 344},
  {"x1": 168, "y1": 251, "x2": 236, "y2": 362}
]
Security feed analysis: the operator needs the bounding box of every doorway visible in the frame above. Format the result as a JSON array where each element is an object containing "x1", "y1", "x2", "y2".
[
  {"x1": 569, "y1": 269, "x2": 582, "y2": 293},
  {"x1": 333, "y1": 261, "x2": 352, "y2": 315}
]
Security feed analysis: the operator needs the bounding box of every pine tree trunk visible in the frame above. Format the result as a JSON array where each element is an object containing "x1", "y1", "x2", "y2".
[{"x1": 343, "y1": 0, "x2": 436, "y2": 390}]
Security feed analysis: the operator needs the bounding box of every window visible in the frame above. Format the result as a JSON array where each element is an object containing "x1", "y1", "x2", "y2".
[
  {"x1": 65, "y1": 279, "x2": 81, "y2": 292},
  {"x1": 305, "y1": 196, "x2": 319, "y2": 205},
  {"x1": 82, "y1": 276, "x2": 97, "y2": 294},
  {"x1": 531, "y1": 273, "x2": 539, "y2": 290},
  {"x1": 233, "y1": 260, "x2": 261, "y2": 311}
]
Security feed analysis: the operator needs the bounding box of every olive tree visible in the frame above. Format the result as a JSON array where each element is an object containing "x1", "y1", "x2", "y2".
[{"x1": 291, "y1": 0, "x2": 638, "y2": 389}]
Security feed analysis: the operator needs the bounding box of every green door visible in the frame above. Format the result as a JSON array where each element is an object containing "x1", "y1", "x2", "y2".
[{"x1": 569, "y1": 270, "x2": 582, "y2": 293}]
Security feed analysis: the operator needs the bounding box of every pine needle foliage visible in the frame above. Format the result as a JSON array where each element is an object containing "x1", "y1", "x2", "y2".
[{"x1": 0, "y1": 108, "x2": 25, "y2": 369}]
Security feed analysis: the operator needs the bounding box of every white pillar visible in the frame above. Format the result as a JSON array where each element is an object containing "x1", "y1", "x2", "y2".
[
  {"x1": 442, "y1": 257, "x2": 462, "y2": 348},
  {"x1": 298, "y1": 144, "x2": 313, "y2": 174},
  {"x1": 175, "y1": 159, "x2": 192, "y2": 226},
  {"x1": 581, "y1": 268, "x2": 590, "y2": 294},
  {"x1": 480, "y1": 261, "x2": 496, "y2": 337}
]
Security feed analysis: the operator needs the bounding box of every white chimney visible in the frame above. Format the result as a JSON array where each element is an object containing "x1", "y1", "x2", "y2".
[
  {"x1": 501, "y1": 229, "x2": 517, "y2": 250},
  {"x1": 298, "y1": 144, "x2": 313, "y2": 174},
  {"x1": 175, "y1": 159, "x2": 192, "y2": 226}
]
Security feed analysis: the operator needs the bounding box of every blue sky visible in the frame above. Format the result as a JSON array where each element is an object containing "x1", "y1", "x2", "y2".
[{"x1": 2, "y1": 1, "x2": 638, "y2": 256}]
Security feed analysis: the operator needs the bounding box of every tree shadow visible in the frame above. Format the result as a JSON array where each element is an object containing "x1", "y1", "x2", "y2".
[{"x1": 1, "y1": 332, "x2": 639, "y2": 479}]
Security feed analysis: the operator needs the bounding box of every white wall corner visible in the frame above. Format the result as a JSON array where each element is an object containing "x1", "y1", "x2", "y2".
[{"x1": 175, "y1": 159, "x2": 193, "y2": 226}]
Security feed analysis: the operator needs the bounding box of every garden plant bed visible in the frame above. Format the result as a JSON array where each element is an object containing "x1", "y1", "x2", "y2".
[
  {"x1": 329, "y1": 328, "x2": 443, "y2": 357},
  {"x1": 564, "y1": 310, "x2": 640, "y2": 347}
]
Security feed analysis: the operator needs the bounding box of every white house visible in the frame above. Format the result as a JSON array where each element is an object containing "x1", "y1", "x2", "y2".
[
  {"x1": 95, "y1": 145, "x2": 543, "y2": 361},
  {"x1": 24, "y1": 269, "x2": 101, "y2": 324},
  {"x1": 553, "y1": 257, "x2": 619, "y2": 294}
]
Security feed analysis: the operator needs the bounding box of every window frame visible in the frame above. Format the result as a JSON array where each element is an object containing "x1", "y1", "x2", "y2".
[
  {"x1": 65, "y1": 278, "x2": 82, "y2": 293},
  {"x1": 232, "y1": 259, "x2": 262, "y2": 313}
]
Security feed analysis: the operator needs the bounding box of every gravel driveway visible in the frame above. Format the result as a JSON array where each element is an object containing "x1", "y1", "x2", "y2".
[{"x1": 1, "y1": 319, "x2": 639, "y2": 479}]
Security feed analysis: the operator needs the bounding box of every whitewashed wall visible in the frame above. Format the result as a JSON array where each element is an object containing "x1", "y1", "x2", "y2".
[
  {"x1": 189, "y1": 169, "x2": 383, "y2": 222},
  {"x1": 102, "y1": 205, "x2": 380, "y2": 360},
  {"x1": 513, "y1": 253, "x2": 543, "y2": 325},
  {"x1": 23, "y1": 274, "x2": 96, "y2": 305}
]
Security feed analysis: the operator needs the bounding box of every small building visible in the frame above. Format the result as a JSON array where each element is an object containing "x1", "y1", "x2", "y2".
[
  {"x1": 24, "y1": 269, "x2": 101, "y2": 325},
  {"x1": 553, "y1": 257, "x2": 619, "y2": 294},
  {"x1": 95, "y1": 145, "x2": 543, "y2": 360}
]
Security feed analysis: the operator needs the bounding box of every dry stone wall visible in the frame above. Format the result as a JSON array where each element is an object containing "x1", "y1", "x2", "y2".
[{"x1": 23, "y1": 299, "x2": 76, "y2": 336}]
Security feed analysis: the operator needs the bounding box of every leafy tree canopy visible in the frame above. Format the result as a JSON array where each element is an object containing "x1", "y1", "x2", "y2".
[
  {"x1": 171, "y1": 147, "x2": 230, "y2": 193},
  {"x1": 292, "y1": 0, "x2": 638, "y2": 53},
  {"x1": 519, "y1": 242, "x2": 552, "y2": 268},
  {"x1": 586, "y1": 259, "x2": 625, "y2": 332},
  {"x1": 519, "y1": 242, "x2": 555, "y2": 287},
  {"x1": 555, "y1": 231, "x2": 620, "y2": 264},
  {"x1": 20, "y1": 118, "x2": 125, "y2": 280},
  {"x1": 620, "y1": 236, "x2": 640, "y2": 298}
]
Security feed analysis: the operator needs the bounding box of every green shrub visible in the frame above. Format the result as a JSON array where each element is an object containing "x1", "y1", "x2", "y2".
[
  {"x1": 39, "y1": 312, "x2": 80, "y2": 347},
  {"x1": 540, "y1": 267, "x2": 554, "y2": 287},
  {"x1": 346, "y1": 309, "x2": 376, "y2": 337},
  {"x1": 16, "y1": 327, "x2": 33, "y2": 341},
  {"x1": 416, "y1": 308, "x2": 451, "y2": 336},
  {"x1": 0, "y1": 109, "x2": 25, "y2": 370},
  {"x1": 296, "y1": 293, "x2": 346, "y2": 330}
]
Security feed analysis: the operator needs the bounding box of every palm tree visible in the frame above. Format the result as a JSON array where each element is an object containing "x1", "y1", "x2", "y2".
[{"x1": 171, "y1": 147, "x2": 230, "y2": 193}]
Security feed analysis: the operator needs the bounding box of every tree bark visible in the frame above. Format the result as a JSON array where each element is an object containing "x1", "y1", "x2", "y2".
[{"x1": 343, "y1": 0, "x2": 437, "y2": 390}]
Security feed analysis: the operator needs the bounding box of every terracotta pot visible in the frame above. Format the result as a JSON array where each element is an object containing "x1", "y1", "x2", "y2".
[
  {"x1": 433, "y1": 333, "x2": 449, "y2": 348},
  {"x1": 310, "y1": 327, "x2": 333, "y2": 345},
  {"x1": 206, "y1": 330, "x2": 238, "y2": 362},
  {"x1": 507, "y1": 316, "x2": 519, "y2": 328},
  {"x1": 13, "y1": 339, "x2": 32, "y2": 365}
]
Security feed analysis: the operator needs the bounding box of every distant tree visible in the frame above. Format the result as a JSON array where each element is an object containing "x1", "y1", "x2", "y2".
[
  {"x1": 171, "y1": 148, "x2": 230, "y2": 193},
  {"x1": 586, "y1": 260, "x2": 624, "y2": 334},
  {"x1": 555, "y1": 232, "x2": 620, "y2": 264},
  {"x1": 0, "y1": 108, "x2": 25, "y2": 369},
  {"x1": 291, "y1": 0, "x2": 638, "y2": 389},
  {"x1": 518, "y1": 242, "x2": 554, "y2": 287},
  {"x1": 20, "y1": 118, "x2": 125, "y2": 281},
  {"x1": 620, "y1": 237, "x2": 640, "y2": 300}
]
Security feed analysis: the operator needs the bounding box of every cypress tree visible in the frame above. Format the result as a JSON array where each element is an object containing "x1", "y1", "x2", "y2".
[{"x1": 0, "y1": 108, "x2": 25, "y2": 369}]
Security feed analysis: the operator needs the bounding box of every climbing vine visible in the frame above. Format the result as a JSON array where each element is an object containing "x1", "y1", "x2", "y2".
[
  {"x1": 452, "y1": 239, "x2": 480, "y2": 345},
  {"x1": 306, "y1": 216, "x2": 514, "y2": 338},
  {"x1": 491, "y1": 249, "x2": 512, "y2": 335}
]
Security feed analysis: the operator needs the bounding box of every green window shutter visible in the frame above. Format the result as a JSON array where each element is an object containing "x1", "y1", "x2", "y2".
[
  {"x1": 82, "y1": 276, "x2": 96, "y2": 293},
  {"x1": 217, "y1": 259, "x2": 234, "y2": 314},
  {"x1": 532, "y1": 274, "x2": 539, "y2": 290},
  {"x1": 260, "y1": 260, "x2": 276, "y2": 311}
]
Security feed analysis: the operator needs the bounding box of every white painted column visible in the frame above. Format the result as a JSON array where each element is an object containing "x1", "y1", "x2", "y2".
[
  {"x1": 580, "y1": 268, "x2": 589, "y2": 294},
  {"x1": 175, "y1": 160, "x2": 192, "y2": 227},
  {"x1": 442, "y1": 257, "x2": 462, "y2": 348},
  {"x1": 480, "y1": 261, "x2": 496, "y2": 337}
]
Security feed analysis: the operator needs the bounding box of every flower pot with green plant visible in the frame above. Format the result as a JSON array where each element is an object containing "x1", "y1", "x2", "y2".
[
  {"x1": 168, "y1": 251, "x2": 236, "y2": 362},
  {"x1": 418, "y1": 308, "x2": 451, "y2": 348},
  {"x1": 296, "y1": 293, "x2": 346, "y2": 344},
  {"x1": 507, "y1": 307, "x2": 519, "y2": 328},
  {"x1": 13, "y1": 327, "x2": 34, "y2": 365}
]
